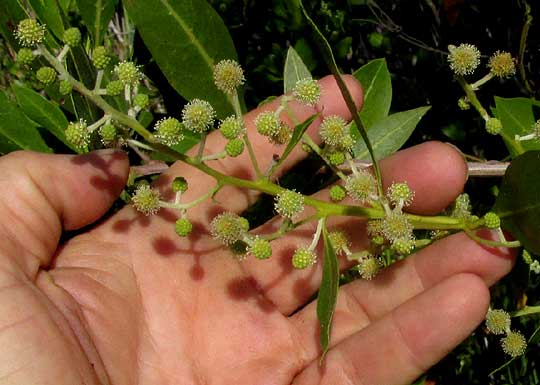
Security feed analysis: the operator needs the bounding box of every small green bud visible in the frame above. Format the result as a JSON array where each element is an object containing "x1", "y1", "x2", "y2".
[
  {"x1": 59, "y1": 79, "x2": 72, "y2": 95},
  {"x1": 65, "y1": 120, "x2": 90, "y2": 152},
  {"x1": 255, "y1": 111, "x2": 281, "y2": 137},
  {"x1": 115, "y1": 61, "x2": 142, "y2": 86},
  {"x1": 345, "y1": 171, "x2": 377, "y2": 203},
  {"x1": 328, "y1": 231, "x2": 349, "y2": 256},
  {"x1": 292, "y1": 78, "x2": 321, "y2": 106},
  {"x1": 329, "y1": 185, "x2": 346, "y2": 202},
  {"x1": 485, "y1": 117, "x2": 502, "y2": 135},
  {"x1": 488, "y1": 51, "x2": 516, "y2": 79},
  {"x1": 15, "y1": 19, "x2": 46, "y2": 47},
  {"x1": 485, "y1": 309, "x2": 511, "y2": 335},
  {"x1": 225, "y1": 138, "x2": 244, "y2": 157},
  {"x1": 16, "y1": 48, "x2": 35, "y2": 65},
  {"x1": 447, "y1": 43, "x2": 481, "y2": 76},
  {"x1": 501, "y1": 330, "x2": 527, "y2": 358},
  {"x1": 392, "y1": 238, "x2": 415, "y2": 255},
  {"x1": 99, "y1": 123, "x2": 117, "y2": 145},
  {"x1": 106, "y1": 80, "x2": 124, "y2": 96},
  {"x1": 292, "y1": 248, "x2": 316, "y2": 269},
  {"x1": 531, "y1": 260, "x2": 540, "y2": 274},
  {"x1": 368, "y1": 32, "x2": 384, "y2": 48},
  {"x1": 387, "y1": 182, "x2": 414, "y2": 208},
  {"x1": 134, "y1": 93, "x2": 150, "y2": 109},
  {"x1": 175, "y1": 217, "x2": 193, "y2": 237},
  {"x1": 219, "y1": 116, "x2": 245, "y2": 140},
  {"x1": 239, "y1": 217, "x2": 250, "y2": 232},
  {"x1": 92, "y1": 46, "x2": 110, "y2": 70},
  {"x1": 154, "y1": 117, "x2": 184, "y2": 145},
  {"x1": 452, "y1": 193, "x2": 472, "y2": 219},
  {"x1": 210, "y1": 212, "x2": 248, "y2": 245},
  {"x1": 522, "y1": 250, "x2": 533, "y2": 265},
  {"x1": 172, "y1": 177, "x2": 188, "y2": 193},
  {"x1": 274, "y1": 189, "x2": 304, "y2": 220},
  {"x1": 483, "y1": 212, "x2": 500, "y2": 229},
  {"x1": 358, "y1": 256, "x2": 382, "y2": 280},
  {"x1": 328, "y1": 151, "x2": 346, "y2": 166},
  {"x1": 457, "y1": 97, "x2": 470, "y2": 110},
  {"x1": 213, "y1": 59, "x2": 245, "y2": 94},
  {"x1": 36, "y1": 66, "x2": 57, "y2": 85},
  {"x1": 248, "y1": 238, "x2": 272, "y2": 260},
  {"x1": 131, "y1": 184, "x2": 161, "y2": 216},
  {"x1": 371, "y1": 235, "x2": 385, "y2": 246},
  {"x1": 182, "y1": 99, "x2": 215, "y2": 133},
  {"x1": 63, "y1": 27, "x2": 81, "y2": 47}
]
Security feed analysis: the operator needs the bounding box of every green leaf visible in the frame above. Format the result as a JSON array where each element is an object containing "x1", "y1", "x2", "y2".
[
  {"x1": 495, "y1": 97, "x2": 539, "y2": 158},
  {"x1": 283, "y1": 46, "x2": 312, "y2": 94},
  {"x1": 353, "y1": 58, "x2": 392, "y2": 127},
  {"x1": 493, "y1": 151, "x2": 540, "y2": 254},
  {"x1": 11, "y1": 83, "x2": 77, "y2": 152},
  {"x1": 0, "y1": 91, "x2": 51, "y2": 153},
  {"x1": 123, "y1": 0, "x2": 238, "y2": 118},
  {"x1": 76, "y1": 0, "x2": 118, "y2": 45},
  {"x1": 28, "y1": 0, "x2": 65, "y2": 39},
  {"x1": 352, "y1": 106, "x2": 430, "y2": 160},
  {"x1": 317, "y1": 224, "x2": 340, "y2": 362}
]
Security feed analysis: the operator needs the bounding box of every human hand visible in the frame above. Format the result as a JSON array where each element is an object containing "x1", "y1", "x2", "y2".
[{"x1": 0, "y1": 76, "x2": 515, "y2": 385}]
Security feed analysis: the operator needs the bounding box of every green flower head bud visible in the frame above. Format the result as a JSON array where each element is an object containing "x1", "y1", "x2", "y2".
[
  {"x1": 106, "y1": 80, "x2": 124, "y2": 96},
  {"x1": 392, "y1": 238, "x2": 415, "y2": 256},
  {"x1": 368, "y1": 32, "x2": 384, "y2": 48},
  {"x1": 457, "y1": 97, "x2": 470, "y2": 110},
  {"x1": 225, "y1": 138, "x2": 244, "y2": 157},
  {"x1": 292, "y1": 78, "x2": 321, "y2": 106},
  {"x1": 16, "y1": 48, "x2": 35, "y2": 65},
  {"x1": 358, "y1": 256, "x2": 382, "y2": 280},
  {"x1": 255, "y1": 111, "x2": 281, "y2": 137},
  {"x1": 182, "y1": 99, "x2": 215, "y2": 133},
  {"x1": 448, "y1": 43, "x2": 481, "y2": 76},
  {"x1": 488, "y1": 51, "x2": 516, "y2": 79},
  {"x1": 65, "y1": 120, "x2": 90, "y2": 152},
  {"x1": 63, "y1": 27, "x2": 81, "y2": 47},
  {"x1": 485, "y1": 309, "x2": 511, "y2": 335},
  {"x1": 485, "y1": 117, "x2": 502, "y2": 135},
  {"x1": 131, "y1": 184, "x2": 161, "y2": 216},
  {"x1": 328, "y1": 151, "x2": 346, "y2": 166},
  {"x1": 292, "y1": 247, "x2": 316, "y2": 269},
  {"x1": 329, "y1": 185, "x2": 346, "y2": 202},
  {"x1": 99, "y1": 123, "x2": 117, "y2": 145},
  {"x1": 452, "y1": 193, "x2": 472, "y2": 219},
  {"x1": 345, "y1": 171, "x2": 377, "y2": 203},
  {"x1": 387, "y1": 182, "x2": 414, "y2": 208},
  {"x1": 115, "y1": 61, "x2": 142, "y2": 86},
  {"x1": 219, "y1": 116, "x2": 245, "y2": 140},
  {"x1": 59, "y1": 79, "x2": 73, "y2": 95},
  {"x1": 92, "y1": 46, "x2": 110, "y2": 70},
  {"x1": 274, "y1": 189, "x2": 304, "y2": 220},
  {"x1": 501, "y1": 330, "x2": 527, "y2": 358},
  {"x1": 382, "y1": 212, "x2": 413, "y2": 243},
  {"x1": 134, "y1": 93, "x2": 150, "y2": 109},
  {"x1": 172, "y1": 177, "x2": 188, "y2": 193},
  {"x1": 213, "y1": 59, "x2": 245, "y2": 94},
  {"x1": 328, "y1": 231, "x2": 349, "y2": 256},
  {"x1": 175, "y1": 217, "x2": 193, "y2": 237},
  {"x1": 522, "y1": 250, "x2": 533, "y2": 265},
  {"x1": 210, "y1": 212, "x2": 248, "y2": 245},
  {"x1": 483, "y1": 212, "x2": 500, "y2": 229},
  {"x1": 248, "y1": 237, "x2": 272, "y2": 260},
  {"x1": 36, "y1": 66, "x2": 57, "y2": 85},
  {"x1": 15, "y1": 19, "x2": 46, "y2": 47},
  {"x1": 154, "y1": 117, "x2": 184, "y2": 146}
]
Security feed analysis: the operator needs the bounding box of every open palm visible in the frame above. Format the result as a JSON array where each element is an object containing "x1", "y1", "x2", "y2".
[{"x1": 0, "y1": 76, "x2": 514, "y2": 385}]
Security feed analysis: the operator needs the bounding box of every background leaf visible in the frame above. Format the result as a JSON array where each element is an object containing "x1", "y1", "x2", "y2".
[
  {"x1": 76, "y1": 0, "x2": 119, "y2": 45},
  {"x1": 494, "y1": 150, "x2": 540, "y2": 254},
  {"x1": 0, "y1": 91, "x2": 51, "y2": 153},
  {"x1": 495, "y1": 97, "x2": 539, "y2": 158},
  {"x1": 283, "y1": 46, "x2": 312, "y2": 93},
  {"x1": 353, "y1": 58, "x2": 392, "y2": 127},
  {"x1": 123, "y1": 0, "x2": 238, "y2": 118},
  {"x1": 0, "y1": 0, "x2": 28, "y2": 47},
  {"x1": 352, "y1": 106, "x2": 430, "y2": 160},
  {"x1": 28, "y1": 0, "x2": 65, "y2": 39}
]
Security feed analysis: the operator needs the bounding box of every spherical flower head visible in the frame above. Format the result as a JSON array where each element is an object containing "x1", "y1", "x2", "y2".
[
  {"x1": 319, "y1": 115, "x2": 347, "y2": 147},
  {"x1": 115, "y1": 61, "x2": 142, "y2": 86},
  {"x1": 275, "y1": 189, "x2": 304, "y2": 220},
  {"x1": 131, "y1": 184, "x2": 161, "y2": 215},
  {"x1": 134, "y1": 93, "x2": 150, "y2": 109},
  {"x1": 358, "y1": 256, "x2": 382, "y2": 280},
  {"x1": 345, "y1": 171, "x2": 377, "y2": 203},
  {"x1": 92, "y1": 46, "x2": 110, "y2": 70},
  {"x1": 292, "y1": 248, "x2": 316, "y2": 269},
  {"x1": 270, "y1": 123, "x2": 292, "y2": 145},
  {"x1": 59, "y1": 79, "x2": 73, "y2": 95},
  {"x1": 488, "y1": 51, "x2": 516, "y2": 79},
  {"x1": 392, "y1": 238, "x2": 415, "y2": 255},
  {"x1": 182, "y1": 99, "x2": 215, "y2": 133},
  {"x1": 36, "y1": 66, "x2": 57, "y2": 85},
  {"x1": 328, "y1": 151, "x2": 346, "y2": 166},
  {"x1": 292, "y1": 78, "x2": 321, "y2": 106},
  {"x1": 367, "y1": 219, "x2": 384, "y2": 238},
  {"x1": 63, "y1": 27, "x2": 81, "y2": 47},
  {"x1": 483, "y1": 212, "x2": 500, "y2": 229},
  {"x1": 225, "y1": 138, "x2": 244, "y2": 157},
  {"x1": 255, "y1": 111, "x2": 281, "y2": 137},
  {"x1": 172, "y1": 176, "x2": 188, "y2": 193},
  {"x1": 485, "y1": 117, "x2": 502, "y2": 135},
  {"x1": 17, "y1": 48, "x2": 35, "y2": 65},
  {"x1": 368, "y1": 32, "x2": 384, "y2": 48},
  {"x1": 65, "y1": 120, "x2": 90, "y2": 152},
  {"x1": 485, "y1": 309, "x2": 511, "y2": 335},
  {"x1": 175, "y1": 217, "x2": 193, "y2": 237},
  {"x1": 213, "y1": 59, "x2": 245, "y2": 94},
  {"x1": 248, "y1": 237, "x2": 272, "y2": 260},
  {"x1": 154, "y1": 117, "x2": 184, "y2": 145},
  {"x1": 501, "y1": 330, "x2": 527, "y2": 358},
  {"x1": 99, "y1": 123, "x2": 116, "y2": 145},
  {"x1": 387, "y1": 182, "x2": 414, "y2": 208},
  {"x1": 328, "y1": 231, "x2": 349, "y2": 256},
  {"x1": 210, "y1": 212, "x2": 248, "y2": 245},
  {"x1": 106, "y1": 80, "x2": 124, "y2": 96},
  {"x1": 219, "y1": 116, "x2": 245, "y2": 140},
  {"x1": 382, "y1": 212, "x2": 413, "y2": 243},
  {"x1": 15, "y1": 19, "x2": 46, "y2": 47},
  {"x1": 329, "y1": 185, "x2": 346, "y2": 202},
  {"x1": 457, "y1": 97, "x2": 470, "y2": 110},
  {"x1": 448, "y1": 44, "x2": 481, "y2": 76}
]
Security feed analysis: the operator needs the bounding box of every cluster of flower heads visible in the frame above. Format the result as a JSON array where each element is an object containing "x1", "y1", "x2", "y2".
[{"x1": 485, "y1": 309, "x2": 527, "y2": 358}]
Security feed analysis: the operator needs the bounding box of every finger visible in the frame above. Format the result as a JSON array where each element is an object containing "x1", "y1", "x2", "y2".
[
  {"x1": 289, "y1": 230, "x2": 515, "y2": 361},
  {"x1": 242, "y1": 141, "x2": 468, "y2": 314},
  {"x1": 0, "y1": 149, "x2": 129, "y2": 277},
  {"x1": 292, "y1": 273, "x2": 489, "y2": 385}
]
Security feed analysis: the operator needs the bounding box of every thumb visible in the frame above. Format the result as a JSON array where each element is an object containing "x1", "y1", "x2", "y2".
[{"x1": 0, "y1": 149, "x2": 129, "y2": 275}]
